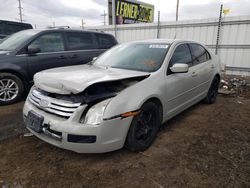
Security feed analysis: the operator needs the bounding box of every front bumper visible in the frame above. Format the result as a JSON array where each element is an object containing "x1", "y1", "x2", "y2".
[{"x1": 23, "y1": 100, "x2": 133, "y2": 153}]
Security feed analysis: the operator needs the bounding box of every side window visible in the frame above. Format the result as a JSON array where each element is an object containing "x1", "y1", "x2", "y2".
[
  {"x1": 189, "y1": 43, "x2": 211, "y2": 65},
  {"x1": 30, "y1": 33, "x2": 64, "y2": 53},
  {"x1": 96, "y1": 34, "x2": 116, "y2": 49},
  {"x1": 169, "y1": 44, "x2": 192, "y2": 67},
  {"x1": 66, "y1": 32, "x2": 95, "y2": 50}
]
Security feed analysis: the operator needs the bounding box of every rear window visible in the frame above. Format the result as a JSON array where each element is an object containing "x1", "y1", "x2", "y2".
[
  {"x1": 66, "y1": 32, "x2": 95, "y2": 50},
  {"x1": 96, "y1": 34, "x2": 116, "y2": 49}
]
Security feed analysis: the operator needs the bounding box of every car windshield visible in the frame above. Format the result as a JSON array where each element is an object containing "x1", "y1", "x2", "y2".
[
  {"x1": 0, "y1": 30, "x2": 39, "y2": 51},
  {"x1": 93, "y1": 43, "x2": 170, "y2": 72}
]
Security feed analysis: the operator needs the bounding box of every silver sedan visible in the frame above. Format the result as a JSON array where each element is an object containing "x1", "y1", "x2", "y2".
[{"x1": 23, "y1": 39, "x2": 221, "y2": 153}]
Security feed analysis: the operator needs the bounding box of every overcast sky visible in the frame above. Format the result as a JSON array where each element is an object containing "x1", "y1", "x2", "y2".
[{"x1": 0, "y1": 0, "x2": 249, "y2": 28}]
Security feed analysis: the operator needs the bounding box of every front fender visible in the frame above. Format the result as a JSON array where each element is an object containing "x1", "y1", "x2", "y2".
[
  {"x1": 0, "y1": 62, "x2": 29, "y2": 85},
  {"x1": 103, "y1": 75, "x2": 165, "y2": 120}
]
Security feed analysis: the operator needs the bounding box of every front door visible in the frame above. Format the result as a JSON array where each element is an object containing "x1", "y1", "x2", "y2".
[{"x1": 163, "y1": 43, "x2": 199, "y2": 120}]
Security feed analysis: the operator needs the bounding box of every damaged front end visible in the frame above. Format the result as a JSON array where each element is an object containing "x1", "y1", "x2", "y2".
[{"x1": 28, "y1": 76, "x2": 148, "y2": 124}]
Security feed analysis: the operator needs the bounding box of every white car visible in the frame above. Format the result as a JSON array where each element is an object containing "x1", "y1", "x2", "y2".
[{"x1": 23, "y1": 39, "x2": 221, "y2": 153}]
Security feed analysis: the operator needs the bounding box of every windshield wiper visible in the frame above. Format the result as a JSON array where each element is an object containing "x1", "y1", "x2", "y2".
[{"x1": 110, "y1": 66, "x2": 148, "y2": 72}]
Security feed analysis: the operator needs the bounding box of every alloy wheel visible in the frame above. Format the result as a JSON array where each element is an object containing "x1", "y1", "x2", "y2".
[
  {"x1": 0, "y1": 79, "x2": 19, "y2": 102},
  {"x1": 135, "y1": 110, "x2": 156, "y2": 144},
  {"x1": 210, "y1": 79, "x2": 219, "y2": 101}
]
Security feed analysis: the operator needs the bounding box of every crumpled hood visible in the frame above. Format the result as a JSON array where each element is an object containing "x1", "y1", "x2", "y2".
[{"x1": 34, "y1": 64, "x2": 150, "y2": 94}]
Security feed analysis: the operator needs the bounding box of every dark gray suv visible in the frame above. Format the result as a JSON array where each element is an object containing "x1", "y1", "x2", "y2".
[{"x1": 0, "y1": 28, "x2": 117, "y2": 105}]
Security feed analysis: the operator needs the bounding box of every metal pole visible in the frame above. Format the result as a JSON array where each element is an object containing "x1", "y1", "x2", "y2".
[
  {"x1": 18, "y1": 0, "x2": 23, "y2": 22},
  {"x1": 104, "y1": 10, "x2": 106, "y2": 25},
  {"x1": 112, "y1": 0, "x2": 117, "y2": 38},
  {"x1": 81, "y1": 19, "x2": 85, "y2": 29},
  {"x1": 215, "y1": 4, "x2": 223, "y2": 55},
  {"x1": 101, "y1": 10, "x2": 107, "y2": 25},
  {"x1": 157, "y1": 11, "x2": 160, "y2": 39},
  {"x1": 112, "y1": 0, "x2": 116, "y2": 25},
  {"x1": 176, "y1": 0, "x2": 179, "y2": 22},
  {"x1": 114, "y1": 22, "x2": 117, "y2": 38}
]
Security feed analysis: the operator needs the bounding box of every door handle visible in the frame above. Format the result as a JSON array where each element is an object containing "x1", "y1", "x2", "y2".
[
  {"x1": 58, "y1": 55, "x2": 67, "y2": 59},
  {"x1": 191, "y1": 72, "x2": 198, "y2": 77},
  {"x1": 69, "y1": 54, "x2": 78, "y2": 59},
  {"x1": 211, "y1": 64, "x2": 215, "y2": 69}
]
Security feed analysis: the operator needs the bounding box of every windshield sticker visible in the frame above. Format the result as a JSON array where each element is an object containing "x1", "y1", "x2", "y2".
[{"x1": 149, "y1": 44, "x2": 169, "y2": 49}]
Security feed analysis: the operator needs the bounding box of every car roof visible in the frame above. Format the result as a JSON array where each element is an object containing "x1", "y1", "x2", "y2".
[
  {"x1": 131, "y1": 39, "x2": 195, "y2": 44},
  {"x1": 29, "y1": 28, "x2": 113, "y2": 36},
  {"x1": 126, "y1": 38, "x2": 199, "y2": 44},
  {"x1": 0, "y1": 20, "x2": 32, "y2": 27}
]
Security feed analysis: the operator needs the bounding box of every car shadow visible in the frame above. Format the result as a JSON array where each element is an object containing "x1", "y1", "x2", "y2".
[
  {"x1": 49, "y1": 101, "x2": 204, "y2": 158},
  {"x1": 1, "y1": 98, "x2": 203, "y2": 158}
]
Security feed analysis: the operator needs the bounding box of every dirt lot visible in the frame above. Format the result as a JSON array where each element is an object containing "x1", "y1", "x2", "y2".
[{"x1": 0, "y1": 95, "x2": 249, "y2": 188}]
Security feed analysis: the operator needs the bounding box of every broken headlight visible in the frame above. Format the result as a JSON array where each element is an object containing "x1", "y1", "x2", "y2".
[{"x1": 82, "y1": 98, "x2": 112, "y2": 125}]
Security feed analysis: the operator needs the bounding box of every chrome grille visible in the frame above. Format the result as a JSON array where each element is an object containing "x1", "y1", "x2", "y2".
[{"x1": 28, "y1": 89, "x2": 81, "y2": 118}]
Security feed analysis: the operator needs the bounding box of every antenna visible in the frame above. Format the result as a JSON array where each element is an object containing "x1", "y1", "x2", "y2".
[
  {"x1": 17, "y1": 0, "x2": 23, "y2": 22},
  {"x1": 101, "y1": 10, "x2": 107, "y2": 25}
]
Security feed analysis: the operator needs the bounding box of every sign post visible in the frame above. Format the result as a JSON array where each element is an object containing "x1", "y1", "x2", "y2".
[
  {"x1": 176, "y1": 0, "x2": 179, "y2": 21},
  {"x1": 112, "y1": 0, "x2": 116, "y2": 25}
]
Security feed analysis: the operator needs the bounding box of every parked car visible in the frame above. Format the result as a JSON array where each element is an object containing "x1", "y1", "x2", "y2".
[
  {"x1": 23, "y1": 39, "x2": 221, "y2": 153},
  {"x1": 0, "y1": 20, "x2": 33, "y2": 39},
  {"x1": 0, "y1": 28, "x2": 117, "y2": 105}
]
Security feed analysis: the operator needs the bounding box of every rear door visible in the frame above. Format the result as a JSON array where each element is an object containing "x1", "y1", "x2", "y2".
[
  {"x1": 26, "y1": 32, "x2": 68, "y2": 80},
  {"x1": 65, "y1": 31, "x2": 104, "y2": 66},
  {"x1": 189, "y1": 43, "x2": 213, "y2": 95}
]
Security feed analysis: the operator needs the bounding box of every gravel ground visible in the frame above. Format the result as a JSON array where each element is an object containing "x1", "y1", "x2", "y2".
[{"x1": 0, "y1": 95, "x2": 249, "y2": 188}]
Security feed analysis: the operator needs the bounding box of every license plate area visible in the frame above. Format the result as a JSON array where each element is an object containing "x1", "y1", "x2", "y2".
[{"x1": 26, "y1": 111, "x2": 44, "y2": 133}]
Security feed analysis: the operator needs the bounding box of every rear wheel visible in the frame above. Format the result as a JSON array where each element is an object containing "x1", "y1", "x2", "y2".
[
  {"x1": 0, "y1": 73, "x2": 24, "y2": 105},
  {"x1": 125, "y1": 102, "x2": 160, "y2": 152},
  {"x1": 205, "y1": 76, "x2": 220, "y2": 104}
]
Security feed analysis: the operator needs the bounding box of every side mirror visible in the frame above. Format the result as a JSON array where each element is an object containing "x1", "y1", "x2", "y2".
[
  {"x1": 170, "y1": 63, "x2": 189, "y2": 73},
  {"x1": 27, "y1": 45, "x2": 40, "y2": 54}
]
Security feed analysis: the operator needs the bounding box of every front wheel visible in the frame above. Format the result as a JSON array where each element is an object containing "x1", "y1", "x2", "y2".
[
  {"x1": 205, "y1": 76, "x2": 220, "y2": 104},
  {"x1": 125, "y1": 102, "x2": 161, "y2": 152},
  {"x1": 0, "y1": 73, "x2": 24, "y2": 105}
]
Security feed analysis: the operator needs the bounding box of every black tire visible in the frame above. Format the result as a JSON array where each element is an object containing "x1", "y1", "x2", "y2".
[
  {"x1": 0, "y1": 73, "x2": 24, "y2": 105},
  {"x1": 125, "y1": 102, "x2": 161, "y2": 152},
  {"x1": 205, "y1": 76, "x2": 220, "y2": 104}
]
